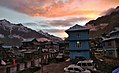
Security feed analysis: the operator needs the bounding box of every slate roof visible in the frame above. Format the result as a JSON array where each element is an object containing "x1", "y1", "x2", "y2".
[{"x1": 65, "y1": 24, "x2": 89, "y2": 32}]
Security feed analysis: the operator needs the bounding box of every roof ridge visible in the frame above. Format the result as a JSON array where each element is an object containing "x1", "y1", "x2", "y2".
[{"x1": 66, "y1": 24, "x2": 89, "y2": 32}]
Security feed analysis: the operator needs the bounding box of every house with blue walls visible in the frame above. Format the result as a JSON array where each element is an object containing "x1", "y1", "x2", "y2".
[
  {"x1": 102, "y1": 27, "x2": 119, "y2": 58},
  {"x1": 65, "y1": 24, "x2": 91, "y2": 59}
]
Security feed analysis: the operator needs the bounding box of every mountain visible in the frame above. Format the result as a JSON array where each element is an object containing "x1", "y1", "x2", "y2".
[
  {"x1": 85, "y1": 6, "x2": 119, "y2": 38},
  {"x1": 0, "y1": 19, "x2": 62, "y2": 46},
  {"x1": 38, "y1": 30, "x2": 62, "y2": 42}
]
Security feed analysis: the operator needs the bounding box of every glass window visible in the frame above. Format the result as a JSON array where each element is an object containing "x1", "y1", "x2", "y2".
[
  {"x1": 82, "y1": 63, "x2": 87, "y2": 66},
  {"x1": 87, "y1": 63, "x2": 93, "y2": 66},
  {"x1": 77, "y1": 63, "x2": 81, "y2": 66},
  {"x1": 74, "y1": 68, "x2": 81, "y2": 72},
  {"x1": 76, "y1": 33, "x2": 80, "y2": 37},
  {"x1": 76, "y1": 41, "x2": 81, "y2": 48},
  {"x1": 68, "y1": 67, "x2": 73, "y2": 70}
]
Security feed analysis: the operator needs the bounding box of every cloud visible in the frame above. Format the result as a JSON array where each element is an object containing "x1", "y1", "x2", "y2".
[
  {"x1": 48, "y1": 17, "x2": 89, "y2": 27},
  {"x1": 1, "y1": 0, "x2": 119, "y2": 38},
  {"x1": 101, "y1": 8, "x2": 115, "y2": 15},
  {"x1": 101, "y1": 6, "x2": 119, "y2": 16},
  {"x1": 43, "y1": 29, "x2": 64, "y2": 33},
  {"x1": 42, "y1": 28, "x2": 68, "y2": 38},
  {"x1": 0, "y1": 0, "x2": 112, "y2": 17},
  {"x1": 0, "y1": 6, "x2": 35, "y2": 23},
  {"x1": 31, "y1": 16, "x2": 89, "y2": 32}
]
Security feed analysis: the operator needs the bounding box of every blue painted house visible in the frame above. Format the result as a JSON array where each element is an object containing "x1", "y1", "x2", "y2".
[
  {"x1": 102, "y1": 27, "x2": 119, "y2": 58},
  {"x1": 65, "y1": 24, "x2": 90, "y2": 59}
]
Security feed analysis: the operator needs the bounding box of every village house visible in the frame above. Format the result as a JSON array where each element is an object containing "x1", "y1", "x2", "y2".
[
  {"x1": 0, "y1": 43, "x2": 17, "y2": 65},
  {"x1": 20, "y1": 38, "x2": 40, "y2": 50},
  {"x1": 19, "y1": 38, "x2": 42, "y2": 60},
  {"x1": 41, "y1": 41, "x2": 59, "y2": 53},
  {"x1": 65, "y1": 24, "x2": 91, "y2": 59},
  {"x1": 102, "y1": 27, "x2": 119, "y2": 58}
]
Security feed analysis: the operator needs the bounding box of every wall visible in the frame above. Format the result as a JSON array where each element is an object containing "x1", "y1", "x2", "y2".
[
  {"x1": 70, "y1": 51, "x2": 90, "y2": 59},
  {"x1": 67, "y1": 30, "x2": 90, "y2": 59},
  {"x1": 0, "y1": 53, "x2": 57, "y2": 73},
  {"x1": 69, "y1": 41, "x2": 89, "y2": 50},
  {"x1": 68, "y1": 31, "x2": 89, "y2": 41}
]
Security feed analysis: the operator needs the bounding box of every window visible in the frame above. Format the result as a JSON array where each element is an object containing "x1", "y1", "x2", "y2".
[
  {"x1": 77, "y1": 63, "x2": 81, "y2": 66},
  {"x1": 68, "y1": 67, "x2": 73, "y2": 70},
  {"x1": 82, "y1": 63, "x2": 87, "y2": 66},
  {"x1": 76, "y1": 41, "x2": 81, "y2": 48},
  {"x1": 108, "y1": 42, "x2": 112, "y2": 46},
  {"x1": 74, "y1": 68, "x2": 81, "y2": 72},
  {"x1": 87, "y1": 63, "x2": 93, "y2": 66},
  {"x1": 76, "y1": 33, "x2": 80, "y2": 37}
]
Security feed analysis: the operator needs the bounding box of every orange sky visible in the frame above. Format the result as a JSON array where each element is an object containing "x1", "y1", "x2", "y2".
[
  {"x1": 0, "y1": 0, "x2": 119, "y2": 38},
  {"x1": 27, "y1": 0, "x2": 119, "y2": 18},
  {"x1": 1, "y1": 0, "x2": 119, "y2": 19}
]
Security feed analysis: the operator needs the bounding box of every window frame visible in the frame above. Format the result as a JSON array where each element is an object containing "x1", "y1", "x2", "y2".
[
  {"x1": 76, "y1": 33, "x2": 80, "y2": 38},
  {"x1": 76, "y1": 41, "x2": 81, "y2": 48}
]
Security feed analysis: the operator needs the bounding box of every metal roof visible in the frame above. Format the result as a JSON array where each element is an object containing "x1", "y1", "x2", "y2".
[
  {"x1": 102, "y1": 37, "x2": 119, "y2": 42},
  {"x1": 66, "y1": 24, "x2": 89, "y2": 32},
  {"x1": 22, "y1": 38, "x2": 35, "y2": 42},
  {"x1": 109, "y1": 27, "x2": 119, "y2": 34}
]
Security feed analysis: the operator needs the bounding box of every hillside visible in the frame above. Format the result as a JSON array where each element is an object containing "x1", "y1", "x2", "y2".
[
  {"x1": 0, "y1": 19, "x2": 62, "y2": 46},
  {"x1": 85, "y1": 6, "x2": 119, "y2": 38}
]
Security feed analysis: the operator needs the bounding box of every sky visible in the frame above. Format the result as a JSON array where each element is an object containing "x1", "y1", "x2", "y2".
[{"x1": 0, "y1": 0, "x2": 119, "y2": 39}]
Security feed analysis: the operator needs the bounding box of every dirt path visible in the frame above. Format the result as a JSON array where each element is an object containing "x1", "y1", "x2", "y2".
[{"x1": 35, "y1": 62, "x2": 70, "y2": 73}]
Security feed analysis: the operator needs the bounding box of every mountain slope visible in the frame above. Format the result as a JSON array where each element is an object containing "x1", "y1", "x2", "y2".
[
  {"x1": 38, "y1": 30, "x2": 62, "y2": 42},
  {"x1": 85, "y1": 6, "x2": 119, "y2": 38},
  {"x1": 0, "y1": 19, "x2": 62, "y2": 46}
]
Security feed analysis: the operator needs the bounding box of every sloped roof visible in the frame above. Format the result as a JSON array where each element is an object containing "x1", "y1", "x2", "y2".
[
  {"x1": 109, "y1": 27, "x2": 119, "y2": 34},
  {"x1": 66, "y1": 24, "x2": 89, "y2": 32},
  {"x1": 22, "y1": 38, "x2": 35, "y2": 42},
  {"x1": 102, "y1": 37, "x2": 119, "y2": 42},
  {"x1": 36, "y1": 38, "x2": 51, "y2": 42}
]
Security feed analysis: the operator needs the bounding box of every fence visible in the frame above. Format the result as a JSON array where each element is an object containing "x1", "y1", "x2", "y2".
[{"x1": 0, "y1": 53, "x2": 57, "y2": 73}]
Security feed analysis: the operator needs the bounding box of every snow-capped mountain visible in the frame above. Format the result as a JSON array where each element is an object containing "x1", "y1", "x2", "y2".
[{"x1": 0, "y1": 19, "x2": 62, "y2": 46}]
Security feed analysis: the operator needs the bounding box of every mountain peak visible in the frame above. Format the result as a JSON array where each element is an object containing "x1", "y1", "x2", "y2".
[
  {"x1": 0, "y1": 19, "x2": 11, "y2": 23},
  {"x1": 16, "y1": 23, "x2": 23, "y2": 26},
  {"x1": 116, "y1": 6, "x2": 119, "y2": 9},
  {"x1": 0, "y1": 19, "x2": 62, "y2": 46}
]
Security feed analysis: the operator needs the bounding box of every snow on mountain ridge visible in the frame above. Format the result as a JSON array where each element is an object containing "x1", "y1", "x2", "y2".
[{"x1": 0, "y1": 19, "x2": 62, "y2": 46}]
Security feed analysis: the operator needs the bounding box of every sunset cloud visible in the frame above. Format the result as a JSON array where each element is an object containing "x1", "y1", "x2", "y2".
[
  {"x1": 48, "y1": 17, "x2": 88, "y2": 26},
  {"x1": 1, "y1": 0, "x2": 119, "y2": 18},
  {"x1": 42, "y1": 28, "x2": 67, "y2": 38},
  {"x1": 0, "y1": 0, "x2": 119, "y2": 38}
]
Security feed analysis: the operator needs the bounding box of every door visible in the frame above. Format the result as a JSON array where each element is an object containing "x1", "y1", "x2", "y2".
[{"x1": 67, "y1": 67, "x2": 74, "y2": 73}]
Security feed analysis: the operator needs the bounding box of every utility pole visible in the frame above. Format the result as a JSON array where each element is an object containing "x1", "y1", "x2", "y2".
[{"x1": 41, "y1": 56, "x2": 43, "y2": 73}]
